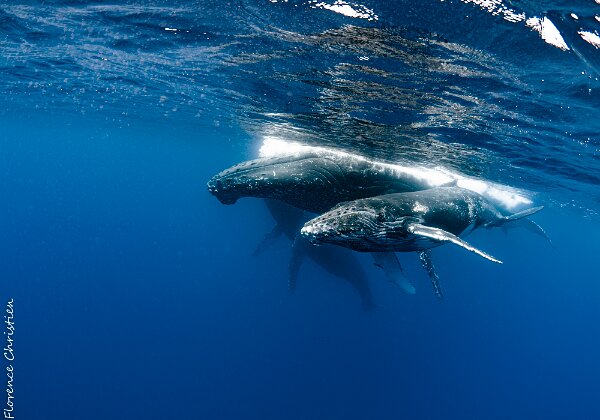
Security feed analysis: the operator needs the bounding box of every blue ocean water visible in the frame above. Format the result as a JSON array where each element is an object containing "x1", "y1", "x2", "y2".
[{"x1": 1, "y1": 1, "x2": 600, "y2": 419}]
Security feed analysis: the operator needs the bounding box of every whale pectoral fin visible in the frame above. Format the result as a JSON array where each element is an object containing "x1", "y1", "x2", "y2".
[
  {"x1": 288, "y1": 238, "x2": 305, "y2": 294},
  {"x1": 418, "y1": 251, "x2": 443, "y2": 300},
  {"x1": 408, "y1": 224, "x2": 503, "y2": 264},
  {"x1": 371, "y1": 252, "x2": 416, "y2": 295},
  {"x1": 253, "y1": 224, "x2": 283, "y2": 257}
]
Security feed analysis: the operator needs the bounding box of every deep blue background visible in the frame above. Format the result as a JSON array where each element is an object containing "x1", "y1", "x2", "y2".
[
  {"x1": 2, "y1": 0, "x2": 600, "y2": 419},
  {"x1": 1, "y1": 113, "x2": 599, "y2": 420}
]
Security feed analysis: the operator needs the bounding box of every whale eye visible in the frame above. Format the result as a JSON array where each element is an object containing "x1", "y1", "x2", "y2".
[{"x1": 377, "y1": 212, "x2": 386, "y2": 222}]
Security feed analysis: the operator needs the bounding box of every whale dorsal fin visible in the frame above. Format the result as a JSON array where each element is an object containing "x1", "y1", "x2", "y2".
[
  {"x1": 408, "y1": 224, "x2": 503, "y2": 264},
  {"x1": 418, "y1": 250, "x2": 443, "y2": 300}
]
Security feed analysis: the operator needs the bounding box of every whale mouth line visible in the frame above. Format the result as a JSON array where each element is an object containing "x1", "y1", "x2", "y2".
[{"x1": 217, "y1": 196, "x2": 237, "y2": 205}]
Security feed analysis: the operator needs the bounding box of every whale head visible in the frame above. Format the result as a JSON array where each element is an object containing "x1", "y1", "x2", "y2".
[
  {"x1": 301, "y1": 198, "x2": 414, "y2": 251},
  {"x1": 207, "y1": 156, "x2": 301, "y2": 205},
  {"x1": 207, "y1": 153, "x2": 356, "y2": 213}
]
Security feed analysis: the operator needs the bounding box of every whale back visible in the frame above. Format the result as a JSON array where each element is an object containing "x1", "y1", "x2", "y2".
[{"x1": 207, "y1": 152, "x2": 430, "y2": 213}]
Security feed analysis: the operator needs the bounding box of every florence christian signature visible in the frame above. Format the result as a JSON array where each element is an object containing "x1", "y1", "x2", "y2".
[{"x1": 4, "y1": 299, "x2": 14, "y2": 420}]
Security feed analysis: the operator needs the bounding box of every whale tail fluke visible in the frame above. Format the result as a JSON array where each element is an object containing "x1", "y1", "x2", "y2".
[
  {"x1": 510, "y1": 218, "x2": 555, "y2": 248},
  {"x1": 499, "y1": 206, "x2": 554, "y2": 247},
  {"x1": 504, "y1": 206, "x2": 544, "y2": 222}
]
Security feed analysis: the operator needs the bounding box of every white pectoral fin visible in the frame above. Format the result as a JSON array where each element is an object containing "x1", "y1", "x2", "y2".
[
  {"x1": 418, "y1": 250, "x2": 443, "y2": 300},
  {"x1": 408, "y1": 224, "x2": 503, "y2": 264},
  {"x1": 371, "y1": 252, "x2": 416, "y2": 295}
]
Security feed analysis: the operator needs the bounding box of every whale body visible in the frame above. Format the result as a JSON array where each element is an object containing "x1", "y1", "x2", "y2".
[
  {"x1": 301, "y1": 187, "x2": 544, "y2": 264},
  {"x1": 207, "y1": 150, "x2": 436, "y2": 214}
]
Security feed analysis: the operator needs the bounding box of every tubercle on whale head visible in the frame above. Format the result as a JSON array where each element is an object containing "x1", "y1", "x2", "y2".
[
  {"x1": 206, "y1": 156, "x2": 301, "y2": 205},
  {"x1": 301, "y1": 204, "x2": 382, "y2": 246},
  {"x1": 301, "y1": 214, "x2": 337, "y2": 243},
  {"x1": 299, "y1": 223, "x2": 324, "y2": 244},
  {"x1": 206, "y1": 175, "x2": 240, "y2": 205},
  {"x1": 206, "y1": 177, "x2": 219, "y2": 194}
]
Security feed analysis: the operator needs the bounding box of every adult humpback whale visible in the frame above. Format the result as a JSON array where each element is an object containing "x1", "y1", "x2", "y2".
[
  {"x1": 207, "y1": 140, "x2": 534, "y2": 215},
  {"x1": 301, "y1": 186, "x2": 545, "y2": 264},
  {"x1": 207, "y1": 150, "x2": 434, "y2": 214},
  {"x1": 254, "y1": 200, "x2": 378, "y2": 311}
]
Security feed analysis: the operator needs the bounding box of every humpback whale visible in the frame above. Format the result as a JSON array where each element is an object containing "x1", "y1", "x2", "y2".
[
  {"x1": 208, "y1": 137, "x2": 535, "y2": 213},
  {"x1": 254, "y1": 200, "x2": 378, "y2": 311},
  {"x1": 301, "y1": 186, "x2": 545, "y2": 264},
  {"x1": 207, "y1": 150, "x2": 436, "y2": 214},
  {"x1": 208, "y1": 138, "x2": 541, "y2": 297}
]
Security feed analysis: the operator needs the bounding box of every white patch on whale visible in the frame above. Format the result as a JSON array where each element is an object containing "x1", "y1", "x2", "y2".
[
  {"x1": 259, "y1": 136, "x2": 533, "y2": 211},
  {"x1": 413, "y1": 202, "x2": 428, "y2": 213}
]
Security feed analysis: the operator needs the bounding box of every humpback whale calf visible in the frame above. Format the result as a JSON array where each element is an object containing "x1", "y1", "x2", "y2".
[
  {"x1": 301, "y1": 186, "x2": 544, "y2": 264},
  {"x1": 254, "y1": 200, "x2": 378, "y2": 311}
]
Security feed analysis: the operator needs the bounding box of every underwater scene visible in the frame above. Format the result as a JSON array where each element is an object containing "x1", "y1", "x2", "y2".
[{"x1": 1, "y1": 1, "x2": 600, "y2": 419}]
